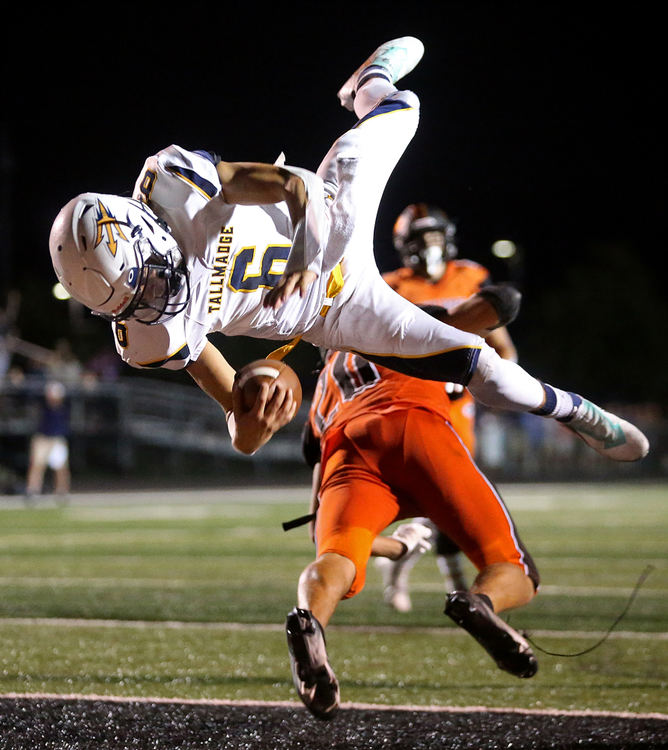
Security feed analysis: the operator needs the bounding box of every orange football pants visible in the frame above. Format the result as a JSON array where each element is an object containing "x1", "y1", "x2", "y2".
[{"x1": 316, "y1": 407, "x2": 539, "y2": 598}]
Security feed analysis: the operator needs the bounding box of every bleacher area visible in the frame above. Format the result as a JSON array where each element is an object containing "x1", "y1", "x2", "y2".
[{"x1": 1, "y1": 375, "x2": 665, "y2": 494}]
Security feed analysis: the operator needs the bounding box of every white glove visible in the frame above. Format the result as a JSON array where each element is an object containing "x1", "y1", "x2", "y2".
[{"x1": 391, "y1": 522, "x2": 433, "y2": 558}]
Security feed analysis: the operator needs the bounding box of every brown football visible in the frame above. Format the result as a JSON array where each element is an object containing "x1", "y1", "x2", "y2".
[{"x1": 235, "y1": 358, "x2": 303, "y2": 413}]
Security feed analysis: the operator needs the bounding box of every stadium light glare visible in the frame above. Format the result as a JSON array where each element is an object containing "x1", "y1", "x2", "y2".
[
  {"x1": 491, "y1": 240, "x2": 517, "y2": 259},
  {"x1": 52, "y1": 282, "x2": 71, "y2": 301}
]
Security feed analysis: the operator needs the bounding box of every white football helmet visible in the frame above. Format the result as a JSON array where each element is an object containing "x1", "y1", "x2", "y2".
[{"x1": 49, "y1": 193, "x2": 189, "y2": 324}]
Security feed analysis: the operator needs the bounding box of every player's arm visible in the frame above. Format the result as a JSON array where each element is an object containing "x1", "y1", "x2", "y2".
[
  {"x1": 186, "y1": 341, "x2": 297, "y2": 455},
  {"x1": 425, "y1": 284, "x2": 522, "y2": 338},
  {"x1": 215, "y1": 161, "x2": 317, "y2": 309},
  {"x1": 443, "y1": 285, "x2": 520, "y2": 361},
  {"x1": 370, "y1": 535, "x2": 407, "y2": 560},
  {"x1": 216, "y1": 161, "x2": 307, "y2": 226}
]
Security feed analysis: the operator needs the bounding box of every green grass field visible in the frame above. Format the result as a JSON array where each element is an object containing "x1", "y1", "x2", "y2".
[{"x1": 0, "y1": 482, "x2": 666, "y2": 714}]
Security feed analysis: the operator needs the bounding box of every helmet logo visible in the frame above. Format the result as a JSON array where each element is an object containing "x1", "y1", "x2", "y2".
[{"x1": 94, "y1": 200, "x2": 128, "y2": 257}]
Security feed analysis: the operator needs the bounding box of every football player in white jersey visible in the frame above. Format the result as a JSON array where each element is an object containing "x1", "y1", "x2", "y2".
[{"x1": 49, "y1": 37, "x2": 649, "y2": 462}]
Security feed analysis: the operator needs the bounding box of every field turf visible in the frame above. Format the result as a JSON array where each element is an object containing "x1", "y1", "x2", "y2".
[{"x1": 0, "y1": 482, "x2": 665, "y2": 748}]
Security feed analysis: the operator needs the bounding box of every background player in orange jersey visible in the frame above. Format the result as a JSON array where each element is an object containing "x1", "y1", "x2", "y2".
[
  {"x1": 285, "y1": 292, "x2": 540, "y2": 721},
  {"x1": 376, "y1": 203, "x2": 520, "y2": 611}
]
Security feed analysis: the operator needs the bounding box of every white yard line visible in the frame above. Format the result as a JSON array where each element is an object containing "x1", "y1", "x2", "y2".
[
  {"x1": 0, "y1": 486, "x2": 312, "y2": 509},
  {"x1": 0, "y1": 691, "x2": 665, "y2": 721},
  {"x1": 0, "y1": 481, "x2": 664, "y2": 511},
  {"x1": 1, "y1": 616, "x2": 666, "y2": 640},
  {"x1": 0, "y1": 576, "x2": 664, "y2": 597},
  {"x1": 406, "y1": 582, "x2": 667, "y2": 596}
]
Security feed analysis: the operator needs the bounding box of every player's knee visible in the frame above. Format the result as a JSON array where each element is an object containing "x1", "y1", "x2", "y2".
[
  {"x1": 385, "y1": 89, "x2": 420, "y2": 110},
  {"x1": 342, "y1": 567, "x2": 367, "y2": 599},
  {"x1": 301, "y1": 552, "x2": 357, "y2": 597}
]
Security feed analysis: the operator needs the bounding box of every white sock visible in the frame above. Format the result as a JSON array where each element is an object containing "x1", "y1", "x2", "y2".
[
  {"x1": 468, "y1": 345, "x2": 579, "y2": 419},
  {"x1": 353, "y1": 72, "x2": 396, "y2": 118},
  {"x1": 532, "y1": 383, "x2": 581, "y2": 420},
  {"x1": 468, "y1": 346, "x2": 546, "y2": 412}
]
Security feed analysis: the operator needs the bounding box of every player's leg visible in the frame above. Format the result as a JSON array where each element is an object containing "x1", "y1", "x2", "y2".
[
  {"x1": 297, "y1": 552, "x2": 356, "y2": 629},
  {"x1": 314, "y1": 38, "x2": 422, "y2": 276},
  {"x1": 394, "y1": 411, "x2": 540, "y2": 601},
  {"x1": 373, "y1": 520, "x2": 434, "y2": 612},
  {"x1": 469, "y1": 345, "x2": 649, "y2": 462},
  {"x1": 392, "y1": 410, "x2": 539, "y2": 678},
  {"x1": 309, "y1": 459, "x2": 402, "y2": 610},
  {"x1": 435, "y1": 529, "x2": 469, "y2": 592},
  {"x1": 374, "y1": 517, "x2": 434, "y2": 612},
  {"x1": 337, "y1": 36, "x2": 425, "y2": 116},
  {"x1": 275, "y1": 38, "x2": 423, "y2": 295},
  {"x1": 468, "y1": 561, "x2": 535, "y2": 612},
  {"x1": 433, "y1": 395, "x2": 474, "y2": 592},
  {"x1": 287, "y1": 423, "x2": 402, "y2": 719},
  {"x1": 375, "y1": 387, "x2": 472, "y2": 610},
  {"x1": 25, "y1": 435, "x2": 49, "y2": 497},
  {"x1": 314, "y1": 277, "x2": 649, "y2": 463}
]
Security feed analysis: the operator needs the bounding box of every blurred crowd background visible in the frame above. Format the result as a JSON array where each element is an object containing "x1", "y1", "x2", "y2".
[
  {"x1": 2, "y1": 6, "x2": 665, "y2": 496},
  {"x1": 1, "y1": 267, "x2": 665, "y2": 499}
]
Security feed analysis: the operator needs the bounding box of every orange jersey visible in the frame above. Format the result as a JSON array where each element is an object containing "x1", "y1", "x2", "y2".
[
  {"x1": 382, "y1": 259, "x2": 491, "y2": 452},
  {"x1": 382, "y1": 258, "x2": 490, "y2": 308},
  {"x1": 309, "y1": 350, "x2": 453, "y2": 443}
]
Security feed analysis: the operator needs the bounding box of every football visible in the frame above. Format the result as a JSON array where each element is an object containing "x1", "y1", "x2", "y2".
[{"x1": 235, "y1": 358, "x2": 303, "y2": 413}]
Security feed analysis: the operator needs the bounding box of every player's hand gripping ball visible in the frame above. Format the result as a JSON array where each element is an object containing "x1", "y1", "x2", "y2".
[{"x1": 235, "y1": 359, "x2": 303, "y2": 414}]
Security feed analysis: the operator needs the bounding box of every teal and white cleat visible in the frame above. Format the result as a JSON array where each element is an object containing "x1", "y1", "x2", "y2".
[
  {"x1": 337, "y1": 36, "x2": 425, "y2": 111},
  {"x1": 562, "y1": 398, "x2": 650, "y2": 462}
]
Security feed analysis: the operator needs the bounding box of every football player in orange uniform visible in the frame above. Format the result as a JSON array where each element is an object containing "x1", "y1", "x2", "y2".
[
  {"x1": 285, "y1": 293, "x2": 540, "y2": 720},
  {"x1": 385, "y1": 202, "x2": 518, "y2": 452},
  {"x1": 376, "y1": 203, "x2": 520, "y2": 610}
]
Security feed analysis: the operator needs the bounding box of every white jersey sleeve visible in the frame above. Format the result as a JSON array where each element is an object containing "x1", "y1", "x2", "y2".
[
  {"x1": 133, "y1": 145, "x2": 229, "y2": 261},
  {"x1": 112, "y1": 313, "x2": 202, "y2": 372},
  {"x1": 134, "y1": 145, "x2": 222, "y2": 205}
]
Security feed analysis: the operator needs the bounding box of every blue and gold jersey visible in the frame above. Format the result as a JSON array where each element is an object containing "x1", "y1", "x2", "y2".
[{"x1": 112, "y1": 145, "x2": 329, "y2": 371}]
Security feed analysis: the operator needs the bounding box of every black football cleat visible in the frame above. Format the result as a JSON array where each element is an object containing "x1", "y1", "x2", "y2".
[
  {"x1": 286, "y1": 607, "x2": 340, "y2": 720},
  {"x1": 445, "y1": 591, "x2": 538, "y2": 678}
]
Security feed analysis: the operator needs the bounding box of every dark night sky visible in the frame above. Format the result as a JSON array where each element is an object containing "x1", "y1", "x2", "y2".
[{"x1": 2, "y1": 4, "x2": 666, "y2": 401}]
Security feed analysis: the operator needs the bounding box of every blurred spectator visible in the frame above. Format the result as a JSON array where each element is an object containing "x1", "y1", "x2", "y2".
[
  {"x1": 0, "y1": 290, "x2": 20, "y2": 379},
  {"x1": 477, "y1": 410, "x2": 507, "y2": 470},
  {"x1": 25, "y1": 381, "x2": 71, "y2": 503},
  {"x1": 47, "y1": 339, "x2": 83, "y2": 385},
  {"x1": 86, "y1": 345, "x2": 122, "y2": 382}
]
